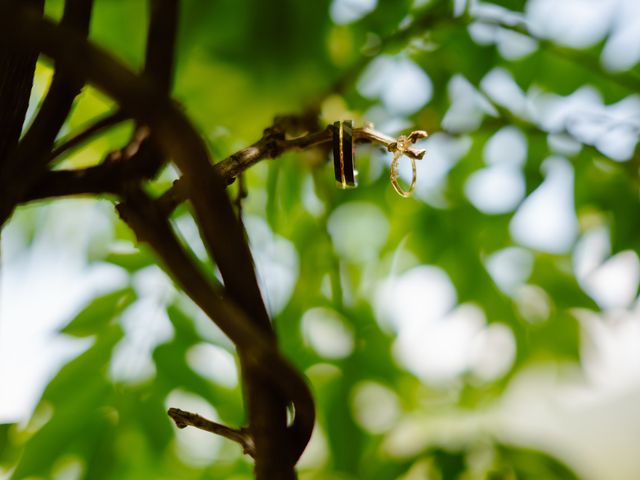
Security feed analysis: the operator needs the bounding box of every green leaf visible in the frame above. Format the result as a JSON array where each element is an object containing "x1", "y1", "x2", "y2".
[
  {"x1": 104, "y1": 249, "x2": 155, "y2": 273},
  {"x1": 492, "y1": 444, "x2": 580, "y2": 479},
  {"x1": 60, "y1": 288, "x2": 135, "y2": 337},
  {"x1": 529, "y1": 254, "x2": 597, "y2": 310},
  {"x1": 9, "y1": 324, "x2": 123, "y2": 478},
  {"x1": 523, "y1": 310, "x2": 581, "y2": 362},
  {"x1": 0, "y1": 423, "x2": 18, "y2": 468},
  {"x1": 43, "y1": 325, "x2": 123, "y2": 405},
  {"x1": 10, "y1": 375, "x2": 114, "y2": 479}
]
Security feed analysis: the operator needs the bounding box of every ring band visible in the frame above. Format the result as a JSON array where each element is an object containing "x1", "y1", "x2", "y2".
[
  {"x1": 333, "y1": 120, "x2": 357, "y2": 189},
  {"x1": 390, "y1": 151, "x2": 416, "y2": 198}
]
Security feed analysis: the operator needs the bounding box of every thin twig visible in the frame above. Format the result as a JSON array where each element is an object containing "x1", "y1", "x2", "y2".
[
  {"x1": 50, "y1": 109, "x2": 127, "y2": 160},
  {"x1": 168, "y1": 408, "x2": 255, "y2": 457}
]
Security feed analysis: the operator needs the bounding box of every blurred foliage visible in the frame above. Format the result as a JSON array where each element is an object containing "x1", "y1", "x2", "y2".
[{"x1": 2, "y1": 0, "x2": 640, "y2": 478}]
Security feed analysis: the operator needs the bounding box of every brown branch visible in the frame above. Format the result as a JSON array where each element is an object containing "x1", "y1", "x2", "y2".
[
  {"x1": 123, "y1": 0, "x2": 181, "y2": 182},
  {"x1": 26, "y1": 168, "x2": 121, "y2": 201},
  {"x1": 50, "y1": 109, "x2": 127, "y2": 161},
  {"x1": 144, "y1": 0, "x2": 178, "y2": 93},
  {"x1": 233, "y1": 172, "x2": 248, "y2": 219},
  {"x1": 0, "y1": 0, "x2": 44, "y2": 165},
  {"x1": 29, "y1": 124, "x2": 163, "y2": 202},
  {"x1": 168, "y1": 408, "x2": 255, "y2": 457}
]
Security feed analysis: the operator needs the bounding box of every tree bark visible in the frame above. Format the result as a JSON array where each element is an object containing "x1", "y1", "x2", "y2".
[{"x1": 0, "y1": 0, "x2": 43, "y2": 165}]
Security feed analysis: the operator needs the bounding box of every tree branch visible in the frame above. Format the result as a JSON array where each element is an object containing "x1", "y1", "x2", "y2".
[
  {"x1": 50, "y1": 109, "x2": 127, "y2": 161},
  {"x1": 144, "y1": 0, "x2": 178, "y2": 93},
  {"x1": 123, "y1": 0, "x2": 181, "y2": 183},
  {"x1": 168, "y1": 408, "x2": 255, "y2": 457},
  {"x1": 0, "y1": 0, "x2": 44, "y2": 165}
]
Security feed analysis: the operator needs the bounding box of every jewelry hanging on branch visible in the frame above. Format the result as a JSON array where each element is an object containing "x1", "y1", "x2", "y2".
[{"x1": 331, "y1": 121, "x2": 427, "y2": 198}]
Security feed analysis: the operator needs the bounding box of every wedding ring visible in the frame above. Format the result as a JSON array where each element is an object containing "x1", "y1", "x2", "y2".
[
  {"x1": 389, "y1": 135, "x2": 417, "y2": 198},
  {"x1": 332, "y1": 120, "x2": 357, "y2": 189}
]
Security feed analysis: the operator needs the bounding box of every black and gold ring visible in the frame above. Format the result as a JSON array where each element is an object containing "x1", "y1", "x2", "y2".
[{"x1": 332, "y1": 120, "x2": 357, "y2": 189}]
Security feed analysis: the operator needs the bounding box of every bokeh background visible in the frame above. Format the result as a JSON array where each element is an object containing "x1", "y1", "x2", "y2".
[{"x1": 2, "y1": 0, "x2": 640, "y2": 478}]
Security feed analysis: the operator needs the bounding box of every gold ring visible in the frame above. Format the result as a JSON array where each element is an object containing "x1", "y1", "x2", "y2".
[
  {"x1": 332, "y1": 120, "x2": 357, "y2": 189},
  {"x1": 390, "y1": 150, "x2": 416, "y2": 198}
]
